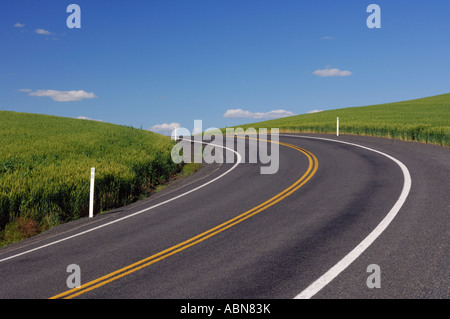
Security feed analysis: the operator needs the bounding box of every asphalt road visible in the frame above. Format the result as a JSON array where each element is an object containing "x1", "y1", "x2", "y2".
[{"x1": 0, "y1": 133, "x2": 448, "y2": 299}]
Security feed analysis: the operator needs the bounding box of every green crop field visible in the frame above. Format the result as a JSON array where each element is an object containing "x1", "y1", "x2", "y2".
[
  {"x1": 0, "y1": 111, "x2": 187, "y2": 246},
  {"x1": 232, "y1": 93, "x2": 450, "y2": 147}
]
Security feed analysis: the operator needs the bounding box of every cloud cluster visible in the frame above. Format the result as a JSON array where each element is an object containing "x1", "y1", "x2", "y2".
[
  {"x1": 149, "y1": 122, "x2": 181, "y2": 133},
  {"x1": 313, "y1": 67, "x2": 352, "y2": 77},
  {"x1": 35, "y1": 28, "x2": 51, "y2": 35},
  {"x1": 223, "y1": 109, "x2": 295, "y2": 119},
  {"x1": 307, "y1": 109, "x2": 323, "y2": 114},
  {"x1": 13, "y1": 22, "x2": 53, "y2": 36},
  {"x1": 75, "y1": 116, "x2": 103, "y2": 122},
  {"x1": 21, "y1": 89, "x2": 97, "y2": 102}
]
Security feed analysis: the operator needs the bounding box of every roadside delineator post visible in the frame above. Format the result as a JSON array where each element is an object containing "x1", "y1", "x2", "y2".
[
  {"x1": 89, "y1": 167, "x2": 95, "y2": 218},
  {"x1": 172, "y1": 128, "x2": 178, "y2": 141},
  {"x1": 337, "y1": 117, "x2": 339, "y2": 137}
]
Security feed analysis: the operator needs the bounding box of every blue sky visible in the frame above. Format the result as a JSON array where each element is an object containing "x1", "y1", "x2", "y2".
[{"x1": 1, "y1": 0, "x2": 449, "y2": 134}]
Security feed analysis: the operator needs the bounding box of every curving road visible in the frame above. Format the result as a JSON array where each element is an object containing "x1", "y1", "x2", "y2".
[{"x1": 0, "y1": 133, "x2": 448, "y2": 299}]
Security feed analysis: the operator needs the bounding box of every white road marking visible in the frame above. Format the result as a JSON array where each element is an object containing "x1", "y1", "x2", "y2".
[
  {"x1": 0, "y1": 140, "x2": 242, "y2": 263},
  {"x1": 1, "y1": 134, "x2": 413, "y2": 299},
  {"x1": 281, "y1": 135, "x2": 412, "y2": 299}
]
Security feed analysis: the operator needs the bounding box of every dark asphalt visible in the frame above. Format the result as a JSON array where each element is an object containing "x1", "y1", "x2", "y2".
[{"x1": 0, "y1": 133, "x2": 448, "y2": 299}]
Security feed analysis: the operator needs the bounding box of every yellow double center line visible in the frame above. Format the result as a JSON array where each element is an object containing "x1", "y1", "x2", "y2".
[{"x1": 50, "y1": 140, "x2": 318, "y2": 299}]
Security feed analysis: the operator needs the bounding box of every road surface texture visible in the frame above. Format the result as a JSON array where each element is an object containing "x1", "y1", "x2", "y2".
[{"x1": 0, "y1": 133, "x2": 448, "y2": 299}]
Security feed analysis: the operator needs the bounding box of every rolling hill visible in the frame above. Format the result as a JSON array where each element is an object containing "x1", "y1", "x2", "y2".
[
  {"x1": 233, "y1": 93, "x2": 450, "y2": 147},
  {"x1": 0, "y1": 112, "x2": 185, "y2": 246}
]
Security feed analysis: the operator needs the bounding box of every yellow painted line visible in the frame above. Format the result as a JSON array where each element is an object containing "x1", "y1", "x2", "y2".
[{"x1": 50, "y1": 139, "x2": 318, "y2": 299}]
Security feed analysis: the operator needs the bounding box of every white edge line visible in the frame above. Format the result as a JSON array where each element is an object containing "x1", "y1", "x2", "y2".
[
  {"x1": 0, "y1": 139, "x2": 242, "y2": 263},
  {"x1": 280, "y1": 135, "x2": 412, "y2": 299}
]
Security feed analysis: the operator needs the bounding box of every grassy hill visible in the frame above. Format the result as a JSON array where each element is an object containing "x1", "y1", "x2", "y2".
[
  {"x1": 233, "y1": 93, "x2": 450, "y2": 147},
  {"x1": 0, "y1": 112, "x2": 185, "y2": 246}
]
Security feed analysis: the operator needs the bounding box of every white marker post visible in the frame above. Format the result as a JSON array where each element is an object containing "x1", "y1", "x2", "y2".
[
  {"x1": 173, "y1": 128, "x2": 177, "y2": 141},
  {"x1": 337, "y1": 117, "x2": 339, "y2": 137},
  {"x1": 89, "y1": 167, "x2": 95, "y2": 218}
]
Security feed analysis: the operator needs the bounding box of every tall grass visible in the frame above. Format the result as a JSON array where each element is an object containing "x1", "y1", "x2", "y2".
[
  {"x1": 0, "y1": 111, "x2": 180, "y2": 246},
  {"x1": 233, "y1": 93, "x2": 450, "y2": 147}
]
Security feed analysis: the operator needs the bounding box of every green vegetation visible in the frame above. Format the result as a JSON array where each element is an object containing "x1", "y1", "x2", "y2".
[
  {"x1": 0, "y1": 111, "x2": 183, "y2": 246},
  {"x1": 233, "y1": 93, "x2": 450, "y2": 147}
]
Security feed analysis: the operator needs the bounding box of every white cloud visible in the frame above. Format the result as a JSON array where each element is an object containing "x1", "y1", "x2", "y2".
[
  {"x1": 14, "y1": 22, "x2": 25, "y2": 28},
  {"x1": 18, "y1": 88, "x2": 32, "y2": 92},
  {"x1": 76, "y1": 116, "x2": 103, "y2": 122},
  {"x1": 149, "y1": 122, "x2": 181, "y2": 133},
  {"x1": 35, "y1": 28, "x2": 51, "y2": 35},
  {"x1": 321, "y1": 36, "x2": 333, "y2": 40},
  {"x1": 307, "y1": 109, "x2": 323, "y2": 114},
  {"x1": 25, "y1": 89, "x2": 97, "y2": 102},
  {"x1": 223, "y1": 108, "x2": 295, "y2": 120},
  {"x1": 313, "y1": 67, "x2": 352, "y2": 77}
]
